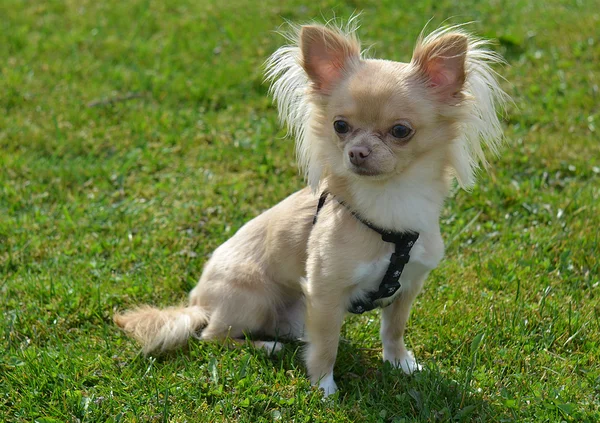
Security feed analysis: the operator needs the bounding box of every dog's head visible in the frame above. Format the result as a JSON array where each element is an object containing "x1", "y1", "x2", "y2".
[{"x1": 267, "y1": 22, "x2": 507, "y2": 190}]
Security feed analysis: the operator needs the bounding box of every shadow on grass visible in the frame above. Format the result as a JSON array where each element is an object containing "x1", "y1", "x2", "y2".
[
  {"x1": 332, "y1": 341, "x2": 507, "y2": 422},
  {"x1": 139, "y1": 336, "x2": 509, "y2": 422}
]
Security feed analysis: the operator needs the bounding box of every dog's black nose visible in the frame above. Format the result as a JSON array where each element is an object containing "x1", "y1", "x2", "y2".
[{"x1": 348, "y1": 146, "x2": 371, "y2": 166}]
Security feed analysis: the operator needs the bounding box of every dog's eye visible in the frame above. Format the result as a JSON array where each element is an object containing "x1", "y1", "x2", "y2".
[
  {"x1": 390, "y1": 124, "x2": 412, "y2": 139},
  {"x1": 333, "y1": 120, "x2": 350, "y2": 134}
]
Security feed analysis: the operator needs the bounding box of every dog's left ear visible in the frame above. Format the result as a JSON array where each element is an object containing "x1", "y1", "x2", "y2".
[
  {"x1": 300, "y1": 25, "x2": 360, "y2": 94},
  {"x1": 412, "y1": 33, "x2": 468, "y2": 103}
]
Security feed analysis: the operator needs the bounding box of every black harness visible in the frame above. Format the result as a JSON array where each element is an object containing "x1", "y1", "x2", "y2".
[{"x1": 313, "y1": 192, "x2": 419, "y2": 314}]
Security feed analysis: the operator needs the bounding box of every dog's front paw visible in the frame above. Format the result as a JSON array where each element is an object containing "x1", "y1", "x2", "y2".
[
  {"x1": 384, "y1": 349, "x2": 422, "y2": 374},
  {"x1": 317, "y1": 373, "x2": 338, "y2": 397}
]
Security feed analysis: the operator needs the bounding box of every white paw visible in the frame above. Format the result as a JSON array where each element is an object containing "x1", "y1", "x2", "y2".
[
  {"x1": 317, "y1": 373, "x2": 338, "y2": 397},
  {"x1": 385, "y1": 350, "x2": 422, "y2": 374},
  {"x1": 255, "y1": 341, "x2": 283, "y2": 355}
]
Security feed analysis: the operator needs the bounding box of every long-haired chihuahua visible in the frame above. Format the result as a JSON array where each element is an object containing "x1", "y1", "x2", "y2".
[{"x1": 114, "y1": 20, "x2": 507, "y2": 396}]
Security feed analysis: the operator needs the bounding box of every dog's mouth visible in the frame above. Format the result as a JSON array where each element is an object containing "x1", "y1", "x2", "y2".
[{"x1": 349, "y1": 166, "x2": 384, "y2": 177}]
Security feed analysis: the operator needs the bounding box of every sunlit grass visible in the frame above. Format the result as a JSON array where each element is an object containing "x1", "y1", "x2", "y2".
[{"x1": 1, "y1": 0, "x2": 599, "y2": 421}]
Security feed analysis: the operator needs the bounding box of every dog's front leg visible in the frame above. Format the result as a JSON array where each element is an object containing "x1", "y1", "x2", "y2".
[
  {"x1": 380, "y1": 271, "x2": 428, "y2": 374},
  {"x1": 303, "y1": 286, "x2": 349, "y2": 397}
]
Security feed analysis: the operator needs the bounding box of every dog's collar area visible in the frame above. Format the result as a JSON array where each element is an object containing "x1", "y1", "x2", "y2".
[{"x1": 313, "y1": 191, "x2": 419, "y2": 314}]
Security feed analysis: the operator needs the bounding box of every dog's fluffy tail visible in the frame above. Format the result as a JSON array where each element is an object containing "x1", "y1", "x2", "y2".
[{"x1": 113, "y1": 305, "x2": 209, "y2": 355}]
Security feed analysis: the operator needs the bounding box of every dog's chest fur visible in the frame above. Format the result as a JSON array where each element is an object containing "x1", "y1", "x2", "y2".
[{"x1": 350, "y1": 234, "x2": 442, "y2": 304}]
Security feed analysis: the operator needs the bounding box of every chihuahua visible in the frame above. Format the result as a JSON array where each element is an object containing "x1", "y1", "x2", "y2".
[{"x1": 114, "y1": 21, "x2": 507, "y2": 396}]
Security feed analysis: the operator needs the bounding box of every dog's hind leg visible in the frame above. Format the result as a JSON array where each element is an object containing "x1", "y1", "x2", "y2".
[
  {"x1": 200, "y1": 321, "x2": 284, "y2": 355},
  {"x1": 272, "y1": 297, "x2": 306, "y2": 341},
  {"x1": 198, "y1": 295, "x2": 284, "y2": 355}
]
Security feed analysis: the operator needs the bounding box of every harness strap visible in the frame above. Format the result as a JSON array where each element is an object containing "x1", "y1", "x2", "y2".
[
  {"x1": 313, "y1": 191, "x2": 329, "y2": 224},
  {"x1": 312, "y1": 191, "x2": 419, "y2": 314}
]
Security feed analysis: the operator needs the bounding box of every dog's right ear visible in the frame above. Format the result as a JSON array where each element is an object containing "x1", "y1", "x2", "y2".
[{"x1": 300, "y1": 25, "x2": 360, "y2": 94}]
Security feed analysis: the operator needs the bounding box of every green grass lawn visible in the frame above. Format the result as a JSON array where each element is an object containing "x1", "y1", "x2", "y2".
[{"x1": 1, "y1": 0, "x2": 599, "y2": 421}]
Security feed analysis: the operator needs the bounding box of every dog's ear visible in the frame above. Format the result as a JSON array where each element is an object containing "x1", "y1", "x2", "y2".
[
  {"x1": 412, "y1": 33, "x2": 468, "y2": 103},
  {"x1": 300, "y1": 25, "x2": 360, "y2": 94}
]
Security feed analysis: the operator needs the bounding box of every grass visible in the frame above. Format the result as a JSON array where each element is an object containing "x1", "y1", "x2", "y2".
[{"x1": 1, "y1": 0, "x2": 599, "y2": 421}]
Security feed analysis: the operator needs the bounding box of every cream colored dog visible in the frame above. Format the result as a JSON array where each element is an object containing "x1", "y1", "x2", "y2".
[{"x1": 115, "y1": 21, "x2": 507, "y2": 396}]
